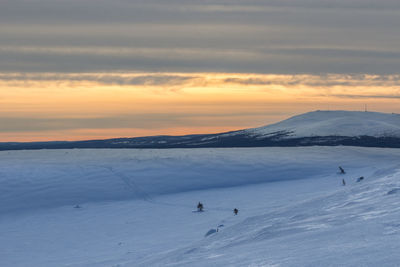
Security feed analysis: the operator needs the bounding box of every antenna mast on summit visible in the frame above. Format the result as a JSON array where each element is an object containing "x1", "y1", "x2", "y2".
[{"x1": 364, "y1": 104, "x2": 367, "y2": 112}]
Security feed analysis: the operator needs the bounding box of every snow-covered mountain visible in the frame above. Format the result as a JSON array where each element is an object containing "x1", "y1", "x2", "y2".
[
  {"x1": 1, "y1": 110, "x2": 400, "y2": 150},
  {"x1": 245, "y1": 110, "x2": 400, "y2": 139}
]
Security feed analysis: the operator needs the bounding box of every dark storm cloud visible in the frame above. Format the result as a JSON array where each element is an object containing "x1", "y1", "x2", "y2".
[{"x1": 1, "y1": 0, "x2": 400, "y2": 74}]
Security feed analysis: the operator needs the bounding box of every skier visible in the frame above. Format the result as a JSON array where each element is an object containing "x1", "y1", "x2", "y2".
[
  {"x1": 197, "y1": 202, "x2": 204, "y2": 212},
  {"x1": 342, "y1": 179, "x2": 346, "y2": 186},
  {"x1": 356, "y1": 176, "x2": 364, "y2": 182},
  {"x1": 339, "y1": 166, "x2": 346, "y2": 174},
  {"x1": 234, "y1": 208, "x2": 239, "y2": 215}
]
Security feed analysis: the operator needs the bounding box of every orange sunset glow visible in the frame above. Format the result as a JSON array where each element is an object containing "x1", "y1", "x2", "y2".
[
  {"x1": 1, "y1": 0, "x2": 400, "y2": 142},
  {"x1": 1, "y1": 72, "x2": 399, "y2": 141}
]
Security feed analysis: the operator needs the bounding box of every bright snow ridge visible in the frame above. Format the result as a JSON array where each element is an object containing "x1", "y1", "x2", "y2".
[{"x1": 245, "y1": 110, "x2": 400, "y2": 138}]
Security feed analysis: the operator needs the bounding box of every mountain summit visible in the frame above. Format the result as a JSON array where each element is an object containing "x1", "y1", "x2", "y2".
[
  {"x1": 245, "y1": 110, "x2": 400, "y2": 139},
  {"x1": 1, "y1": 110, "x2": 400, "y2": 150}
]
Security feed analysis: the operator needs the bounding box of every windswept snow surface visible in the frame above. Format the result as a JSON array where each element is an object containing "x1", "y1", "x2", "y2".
[
  {"x1": 245, "y1": 110, "x2": 400, "y2": 138},
  {"x1": 1, "y1": 147, "x2": 400, "y2": 266}
]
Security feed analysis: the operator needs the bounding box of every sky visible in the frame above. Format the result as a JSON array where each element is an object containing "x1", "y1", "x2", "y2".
[{"x1": 1, "y1": 0, "x2": 400, "y2": 141}]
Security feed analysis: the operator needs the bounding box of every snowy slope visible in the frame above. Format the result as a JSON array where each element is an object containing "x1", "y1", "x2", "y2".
[
  {"x1": 245, "y1": 110, "x2": 400, "y2": 139},
  {"x1": 143, "y1": 165, "x2": 400, "y2": 267},
  {"x1": 2, "y1": 147, "x2": 400, "y2": 266},
  {"x1": 1, "y1": 147, "x2": 386, "y2": 214}
]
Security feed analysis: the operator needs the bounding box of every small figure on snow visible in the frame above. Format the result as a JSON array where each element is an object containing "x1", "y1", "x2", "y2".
[
  {"x1": 74, "y1": 204, "x2": 81, "y2": 209},
  {"x1": 342, "y1": 179, "x2": 346, "y2": 186},
  {"x1": 234, "y1": 208, "x2": 239, "y2": 215},
  {"x1": 339, "y1": 166, "x2": 346, "y2": 174},
  {"x1": 356, "y1": 176, "x2": 364, "y2": 182},
  {"x1": 197, "y1": 202, "x2": 204, "y2": 212}
]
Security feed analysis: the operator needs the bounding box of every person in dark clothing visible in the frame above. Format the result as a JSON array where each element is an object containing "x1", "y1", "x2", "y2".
[
  {"x1": 234, "y1": 208, "x2": 238, "y2": 215},
  {"x1": 197, "y1": 202, "x2": 204, "y2": 212},
  {"x1": 357, "y1": 176, "x2": 364, "y2": 182}
]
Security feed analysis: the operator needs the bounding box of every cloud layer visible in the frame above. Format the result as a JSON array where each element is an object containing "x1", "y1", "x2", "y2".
[
  {"x1": 2, "y1": 72, "x2": 400, "y2": 91},
  {"x1": 1, "y1": 0, "x2": 400, "y2": 73}
]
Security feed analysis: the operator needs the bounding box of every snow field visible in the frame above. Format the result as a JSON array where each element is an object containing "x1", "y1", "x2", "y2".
[{"x1": 1, "y1": 147, "x2": 400, "y2": 266}]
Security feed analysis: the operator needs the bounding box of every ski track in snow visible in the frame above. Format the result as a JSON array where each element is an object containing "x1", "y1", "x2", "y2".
[{"x1": 1, "y1": 147, "x2": 400, "y2": 266}]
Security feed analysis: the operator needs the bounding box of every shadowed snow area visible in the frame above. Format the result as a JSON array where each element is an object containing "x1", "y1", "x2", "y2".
[
  {"x1": 245, "y1": 110, "x2": 400, "y2": 138},
  {"x1": 1, "y1": 147, "x2": 398, "y2": 214},
  {"x1": 1, "y1": 147, "x2": 400, "y2": 266}
]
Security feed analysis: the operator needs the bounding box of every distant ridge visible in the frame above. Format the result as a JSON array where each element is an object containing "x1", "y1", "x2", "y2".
[
  {"x1": 1, "y1": 110, "x2": 400, "y2": 150},
  {"x1": 245, "y1": 110, "x2": 400, "y2": 139}
]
